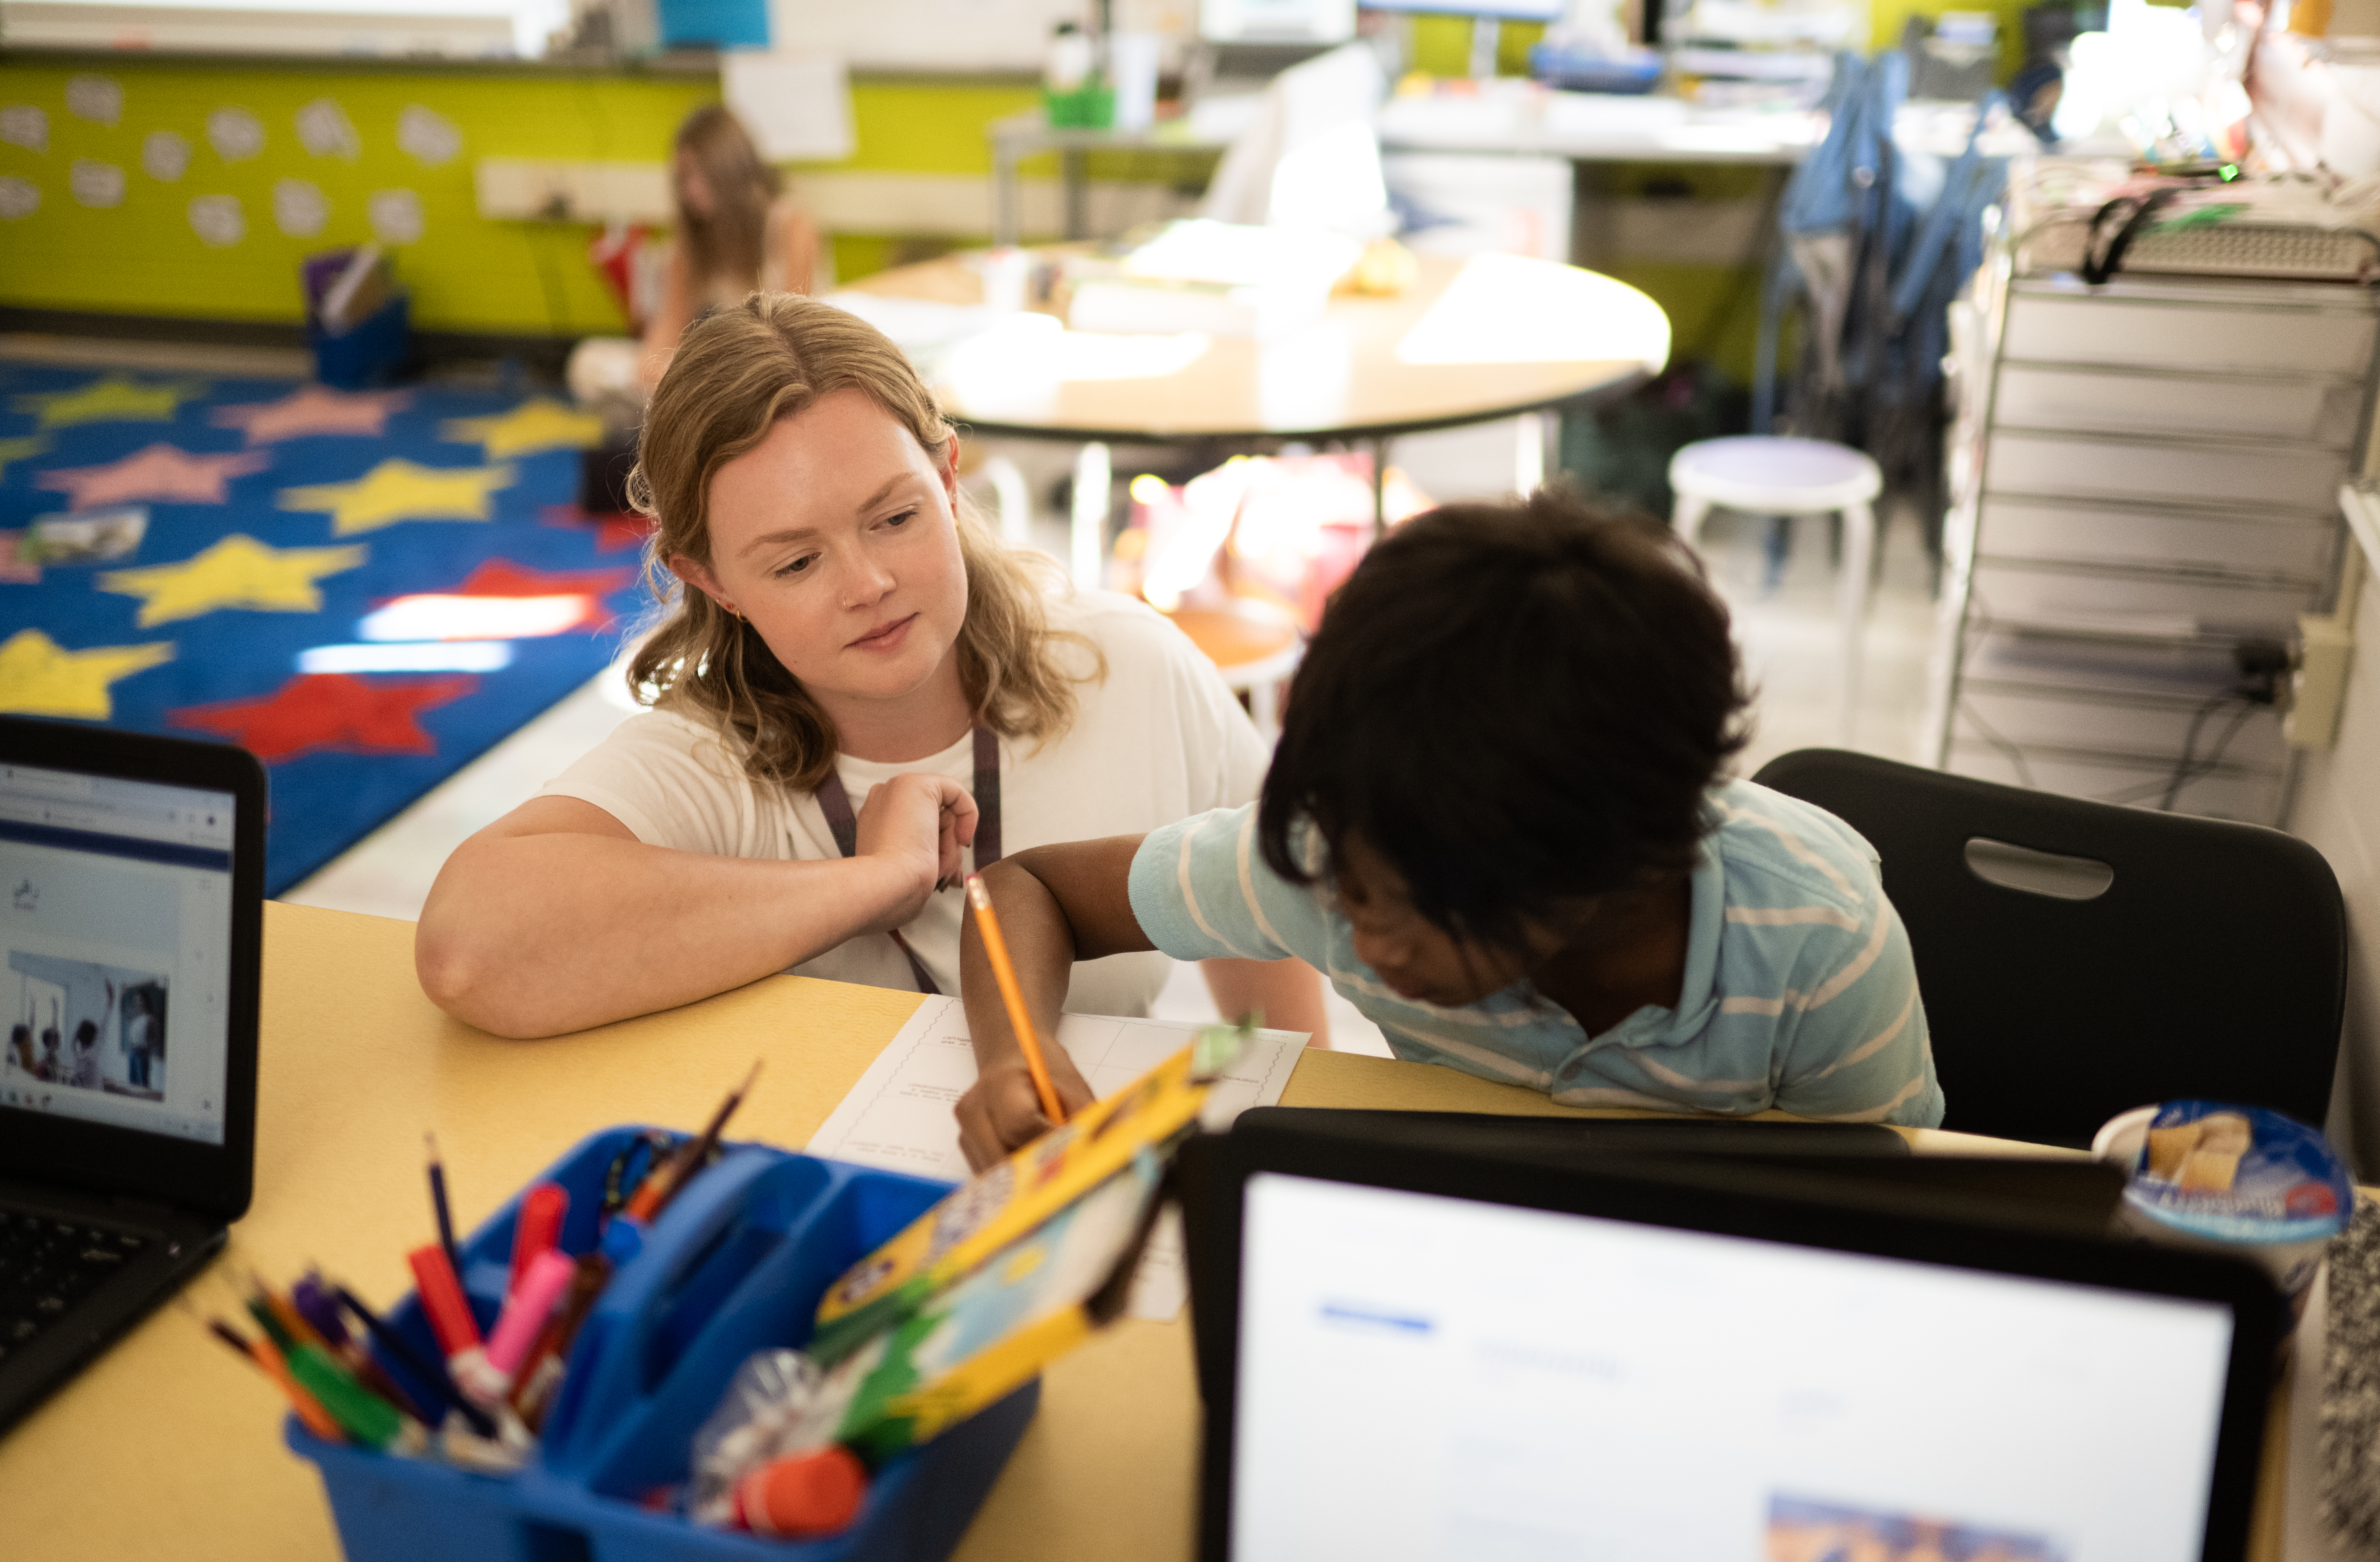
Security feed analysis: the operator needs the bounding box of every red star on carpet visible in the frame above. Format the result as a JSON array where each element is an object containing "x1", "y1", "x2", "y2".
[
  {"x1": 541, "y1": 503, "x2": 653, "y2": 554},
  {"x1": 36, "y1": 444, "x2": 269, "y2": 510},
  {"x1": 449, "y1": 558, "x2": 637, "y2": 599},
  {"x1": 168, "y1": 673, "x2": 475, "y2": 762}
]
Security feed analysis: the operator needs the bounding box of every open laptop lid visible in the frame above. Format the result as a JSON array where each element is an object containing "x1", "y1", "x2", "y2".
[
  {"x1": 0, "y1": 717, "x2": 262, "y2": 1224},
  {"x1": 1180, "y1": 1126, "x2": 2284, "y2": 1562}
]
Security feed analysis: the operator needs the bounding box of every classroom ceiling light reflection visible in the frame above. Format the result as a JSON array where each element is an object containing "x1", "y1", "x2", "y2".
[
  {"x1": 1395, "y1": 252, "x2": 1672, "y2": 366},
  {"x1": 299, "y1": 642, "x2": 516, "y2": 673},
  {"x1": 358, "y1": 592, "x2": 601, "y2": 641}
]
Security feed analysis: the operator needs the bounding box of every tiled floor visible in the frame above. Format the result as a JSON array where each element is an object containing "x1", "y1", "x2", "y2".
[{"x1": 280, "y1": 418, "x2": 1944, "y2": 1056}]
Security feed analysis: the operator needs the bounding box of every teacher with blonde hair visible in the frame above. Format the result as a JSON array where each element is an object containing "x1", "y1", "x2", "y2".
[{"x1": 420, "y1": 293, "x2": 1322, "y2": 1123}]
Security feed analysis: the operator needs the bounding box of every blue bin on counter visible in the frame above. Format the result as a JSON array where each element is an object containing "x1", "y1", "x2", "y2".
[{"x1": 286, "y1": 1128, "x2": 1036, "y2": 1562}]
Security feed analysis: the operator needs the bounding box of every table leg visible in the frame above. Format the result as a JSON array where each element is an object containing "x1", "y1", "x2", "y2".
[
  {"x1": 994, "y1": 138, "x2": 1022, "y2": 250},
  {"x1": 1063, "y1": 149, "x2": 1088, "y2": 242},
  {"x1": 981, "y1": 453, "x2": 1031, "y2": 545},
  {"x1": 1072, "y1": 441, "x2": 1111, "y2": 590},
  {"x1": 1514, "y1": 411, "x2": 1546, "y2": 497},
  {"x1": 1839, "y1": 500, "x2": 1875, "y2": 746},
  {"x1": 1369, "y1": 435, "x2": 1391, "y2": 537}
]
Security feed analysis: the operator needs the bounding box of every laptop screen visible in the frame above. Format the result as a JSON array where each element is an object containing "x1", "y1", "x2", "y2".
[
  {"x1": 1231, "y1": 1171, "x2": 2237, "y2": 1562},
  {"x1": 0, "y1": 758, "x2": 237, "y2": 1147}
]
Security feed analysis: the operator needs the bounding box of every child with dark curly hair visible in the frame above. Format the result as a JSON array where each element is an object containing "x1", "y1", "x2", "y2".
[{"x1": 953, "y1": 487, "x2": 1941, "y2": 1167}]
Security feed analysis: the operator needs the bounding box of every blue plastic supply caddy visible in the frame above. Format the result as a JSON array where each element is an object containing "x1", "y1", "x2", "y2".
[{"x1": 286, "y1": 1127, "x2": 1038, "y2": 1562}]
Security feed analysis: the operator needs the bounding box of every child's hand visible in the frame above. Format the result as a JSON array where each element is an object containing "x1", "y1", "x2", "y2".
[
  {"x1": 954, "y1": 1052, "x2": 1096, "y2": 1171},
  {"x1": 852, "y1": 772, "x2": 978, "y2": 930}
]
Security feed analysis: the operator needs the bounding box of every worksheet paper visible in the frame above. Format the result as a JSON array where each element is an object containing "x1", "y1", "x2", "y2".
[{"x1": 804, "y1": 995, "x2": 1306, "y2": 1320}]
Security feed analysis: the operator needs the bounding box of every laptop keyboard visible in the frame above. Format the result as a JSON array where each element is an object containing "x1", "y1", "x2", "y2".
[{"x1": 0, "y1": 1209, "x2": 147, "y2": 1366}]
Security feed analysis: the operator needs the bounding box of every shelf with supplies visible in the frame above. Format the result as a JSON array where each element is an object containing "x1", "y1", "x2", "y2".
[{"x1": 1926, "y1": 181, "x2": 2378, "y2": 827}]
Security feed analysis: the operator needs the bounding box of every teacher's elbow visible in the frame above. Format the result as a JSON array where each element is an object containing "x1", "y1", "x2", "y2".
[{"x1": 414, "y1": 915, "x2": 562, "y2": 1040}]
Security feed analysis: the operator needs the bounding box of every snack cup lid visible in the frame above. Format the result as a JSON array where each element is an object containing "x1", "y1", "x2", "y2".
[{"x1": 2116, "y1": 1099, "x2": 2352, "y2": 1246}]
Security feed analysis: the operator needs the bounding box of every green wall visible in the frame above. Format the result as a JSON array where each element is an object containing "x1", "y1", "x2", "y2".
[{"x1": 0, "y1": 59, "x2": 719, "y2": 333}]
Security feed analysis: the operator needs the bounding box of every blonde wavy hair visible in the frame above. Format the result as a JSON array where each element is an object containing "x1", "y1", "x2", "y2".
[{"x1": 627, "y1": 292, "x2": 1099, "y2": 792}]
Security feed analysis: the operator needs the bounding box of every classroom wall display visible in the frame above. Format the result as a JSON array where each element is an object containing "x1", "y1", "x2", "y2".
[{"x1": 0, "y1": 60, "x2": 719, "y2": 334}]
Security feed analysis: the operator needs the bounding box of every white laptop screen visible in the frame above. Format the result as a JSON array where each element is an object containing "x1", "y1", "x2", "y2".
[
  {"x1": 1233, "y1": 1171, "x2": 2235, "y2": 1562},
  {"x1": 0, "y1": 759, "x2": 235, "y2": 1147}
]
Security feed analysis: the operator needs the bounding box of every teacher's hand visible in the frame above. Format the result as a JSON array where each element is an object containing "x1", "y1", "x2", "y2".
[
  {"x1": 954, "y1": 1052, "x2": 1097, "y2": 1171},
  {"x1": 853, "y1": 772, "x2": 978, "y2": 931}
]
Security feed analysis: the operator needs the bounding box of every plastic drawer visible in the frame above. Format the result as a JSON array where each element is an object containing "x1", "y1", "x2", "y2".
[
  {"x1": 2000, "y1": 291, "x2": 2377, "y2": 377},
  {"x1": 1990, "y1": 363, "x2": 2363, "y2": 448},
  {"x1": 286, "y1": 1128, "x2": 1034, "y2": 1562},
  {"x1": 1983, "y1": 430, "x2": 2347, "y2": 514},
  {"x1": 1956, "y1": 683, "x2": 2287, "y2": 772},
  {"x1": 1975, "y1": 498, "x2": 2337, "y2": 584},
  {"x1": 1945, "y1": 742, "x2": 2284, "y2": 823},
  {"x1": 1968, "y1": 560, "x2": 2324, "y2": 637}
]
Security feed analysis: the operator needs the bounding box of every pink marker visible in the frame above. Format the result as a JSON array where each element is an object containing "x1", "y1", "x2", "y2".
[{"x1": 484, "y1": 1249, "x2": 578, "y2": 1383}]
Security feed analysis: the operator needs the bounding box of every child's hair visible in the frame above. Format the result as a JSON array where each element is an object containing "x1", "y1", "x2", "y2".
[
  {"x1": 673, "y1": 106, "x2": 780, "y2": 290},
  {"x1": 1257, "y1": 485, "x2": 1751, "y2": 949}
]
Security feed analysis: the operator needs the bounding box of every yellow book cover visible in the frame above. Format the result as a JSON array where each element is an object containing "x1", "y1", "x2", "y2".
[{"x1": 810, "y1": 1024, "x2": 1240, "y2": 1364}]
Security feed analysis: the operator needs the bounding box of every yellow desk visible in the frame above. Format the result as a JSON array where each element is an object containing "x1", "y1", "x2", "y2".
[{"x1": 0, "y1": 902, "x2": 2291, "y2": 1561}]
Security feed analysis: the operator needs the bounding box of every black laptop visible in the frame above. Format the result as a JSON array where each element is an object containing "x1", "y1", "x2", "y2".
[
  {"x1": 1180, "y1": 1119, "x2": 2284, "y2": 1562},
  {"x1": 0, "y1": 716, "x2": 263, "y2": 1435}
]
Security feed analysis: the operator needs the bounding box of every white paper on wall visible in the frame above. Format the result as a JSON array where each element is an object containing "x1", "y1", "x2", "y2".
[
  {"x1": 275, "y1": 178, "x2": 330, "y2": 237},
  {"x1": 188, "y1": 193, "x2": 245, "y2": 247},
  {"x1": 65, "y1": 76, "x2": 121, "y2": 126},
  {"x1": 207, "y1": 107, "x2": 264, "y2": 162},
  {"x1": 143, "y1": 131, "x2": 190, "y2": 182},
  {"x1": 397, "y1": 105, "x2": 462, "y2": 166},
  {"x1": 368, "y1": 187, "x2": 424, "y2": 245},
  {"x1": 295, "y1": 98, "x2": 361, "y2": 161},
  {"x1": 721, "y1": 50, "x2": 855, "y2": 162},
  {"x1": 70, "y1": 159, "x2": 124, "y2": 208},
  {"x1": 0, "y1": 105, "x2": 48, "y2": 153}
]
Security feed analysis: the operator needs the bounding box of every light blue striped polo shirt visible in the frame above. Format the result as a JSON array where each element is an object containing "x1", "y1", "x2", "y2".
[{"x1": 1127, "y1": 778, "x2": 1943, "y2": 1127}]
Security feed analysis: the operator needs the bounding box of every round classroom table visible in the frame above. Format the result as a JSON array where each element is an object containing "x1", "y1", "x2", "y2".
[
  {"x1": 843, "y1": 248, "x2": 1673, "y2": 576},
  {"x1": 847, "y1": 249, "x2": 1672, "y2": 447}
]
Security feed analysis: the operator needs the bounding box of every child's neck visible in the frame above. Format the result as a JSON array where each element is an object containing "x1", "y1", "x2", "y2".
[{"x1": 1530, "y1": 876, "x2": 1693, "y2": 1036}]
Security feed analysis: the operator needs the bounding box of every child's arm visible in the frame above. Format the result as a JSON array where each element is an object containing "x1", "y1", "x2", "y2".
[{"x1": 955, "y1": 837, "x2": 1152, "y2": 1168}]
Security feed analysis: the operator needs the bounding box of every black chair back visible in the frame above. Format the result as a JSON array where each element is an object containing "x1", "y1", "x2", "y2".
[{"x1": 1752, "y1": 748, "x2": 2345, "y2": 1147}]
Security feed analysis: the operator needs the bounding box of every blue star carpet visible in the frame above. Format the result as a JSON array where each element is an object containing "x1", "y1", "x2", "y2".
[{"x1": 0, "y1": 362, "x2": 653, "y2": 895}]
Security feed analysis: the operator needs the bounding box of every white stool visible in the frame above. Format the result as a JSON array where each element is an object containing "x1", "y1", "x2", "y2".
[{"x1": 1668, "y1": 436, "x2": 1883, "y2": 744}]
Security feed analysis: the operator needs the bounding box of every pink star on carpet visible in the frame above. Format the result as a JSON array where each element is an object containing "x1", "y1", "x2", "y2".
[
  {"x1": 36, "y1": 444, "x2": 270, "y2": 511},
  {"x1": 212, "y1": 386, "x2": 413, "y2": 445}
]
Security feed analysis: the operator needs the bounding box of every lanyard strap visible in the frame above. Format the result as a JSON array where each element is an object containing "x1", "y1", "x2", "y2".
[{"x1": 813, "y1": 725, "x2": 1001, "y2": 996}]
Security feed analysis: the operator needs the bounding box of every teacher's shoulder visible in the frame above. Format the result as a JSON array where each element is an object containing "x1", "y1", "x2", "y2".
[{"x1": 1049, "y1": 587, "x2": 1203, "y2": 676}]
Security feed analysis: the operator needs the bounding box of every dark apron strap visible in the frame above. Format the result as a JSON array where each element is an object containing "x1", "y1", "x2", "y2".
[{"x1": 813, "y1": 725, "x2": 1002, "y2": 995}]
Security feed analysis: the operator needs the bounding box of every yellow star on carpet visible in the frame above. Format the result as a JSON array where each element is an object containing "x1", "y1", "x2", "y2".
[
  {"x1": 11, "y1": 376, "x2": 203, "y2": 431},
  {"x1": 0, "y1": 630, "x2": 175, "y2": 720},
  {"x1": 277, "y1": 459, "x2": 516, "y2": 536},
  {"x1": 98, "y1": 534, "x2": 368, "y2": 627},
  {"x1": 0, "y1": 435, "x2": 46, "y2": 481},
  {"x1": 440, "y1": 397, "x2": 606, "y2": 458}
]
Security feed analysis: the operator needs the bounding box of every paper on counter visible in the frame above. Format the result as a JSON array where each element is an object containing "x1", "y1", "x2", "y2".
[{"x1": 805, "y1": 994, "x2": 1305, "y2": 1319}]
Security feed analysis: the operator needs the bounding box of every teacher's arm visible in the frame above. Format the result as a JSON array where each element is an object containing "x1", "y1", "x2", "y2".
[
  {"x1": 1201, "y1": 957, "x2": 1329, "y2": 1047},
  {"x1": 955, "y1": 836, "x2": 1150, "y2": 1169},
  {"x1": 416, "y1": 776, "x2": 973, "y2": 1038}
]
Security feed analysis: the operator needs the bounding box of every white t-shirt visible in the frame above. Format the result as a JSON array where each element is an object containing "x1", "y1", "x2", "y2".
[{"x1": 539, "y1": 590, "x2": 1269, "y2": 1015}]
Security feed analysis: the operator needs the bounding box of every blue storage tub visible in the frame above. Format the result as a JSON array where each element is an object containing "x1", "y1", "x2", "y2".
[
  {"x1": 310, "y1": 293, "x2": 410, "y2": 390},
  {"x1": 286, "y1": 1128, "x2": 1036, "y2": 1562}
]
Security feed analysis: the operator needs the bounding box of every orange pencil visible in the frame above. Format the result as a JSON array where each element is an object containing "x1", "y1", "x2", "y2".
[{"x1": 964, "y1": 873, "x2": 1067, "y2": 1125}]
